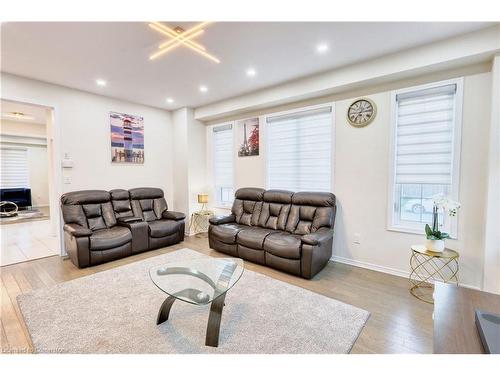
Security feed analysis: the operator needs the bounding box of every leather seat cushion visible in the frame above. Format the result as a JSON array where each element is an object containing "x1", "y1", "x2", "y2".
[
  {"x1": 237, "y1": 227, "x2": 276, "y2": 249},
  {"x1": 263, "y1": 232, "x2": 302, "y2": 259},
  {"x1": 148, "y1": 219, "x2": 182, "y2": 238},
  {"x1": 210, "y1": 223, "x2": 248, "y2": 244},
  {"x1": 90, "y1": 226, "x2": 132, "y2": 250}
]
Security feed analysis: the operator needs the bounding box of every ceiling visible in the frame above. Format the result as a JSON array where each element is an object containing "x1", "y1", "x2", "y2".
[
  {"x1": 1, "y1": 22, "x2": 494, "y2": 110},
  {"x1": 1, "y1": 99, "x2": 47, "y2": 125}
]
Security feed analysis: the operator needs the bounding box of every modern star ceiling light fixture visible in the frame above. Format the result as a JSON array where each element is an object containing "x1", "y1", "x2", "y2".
[{"x1": 148, "y1": 22, "x2": 220, "y2": 64}]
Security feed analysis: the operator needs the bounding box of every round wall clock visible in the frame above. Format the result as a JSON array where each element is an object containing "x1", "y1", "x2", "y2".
[{"x1": 347, "y1": 98, "x2": 377, "y2": 127}]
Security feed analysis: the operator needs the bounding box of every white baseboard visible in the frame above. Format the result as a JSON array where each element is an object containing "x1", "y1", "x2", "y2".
[
  {"x1": 331, "y1": 255, "x2": 410, "y2": 279},
  {"x1": 331, "y1": 255, "x2": 481, "y2": 291}
]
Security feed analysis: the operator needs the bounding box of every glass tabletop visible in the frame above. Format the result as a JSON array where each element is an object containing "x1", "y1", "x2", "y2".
[{"x1": 149, "y1": 257, "x2": 244, "y2": 305}]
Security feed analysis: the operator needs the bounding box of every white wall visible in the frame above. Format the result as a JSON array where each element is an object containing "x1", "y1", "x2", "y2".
[
  {"x1": 0, "y1": 120, "x2": 46, "y2": 137},
  {"x1": 1, "y1": 73, "x2": 174, "y2": 201},
  {"x1": 186, "y1": 109, "x2": 208, "y2": 215},
  {"x1": 205, "y1": 70, "x2": 492, "y2": 289},
  {"x1": 333, "y1": 73, "x2": 490, "y2": 289},
  {"x1": 171, "y1": 108, "x2": 190, "y2": 216},
  {"x1": 483, "y1": 55, "x2": 500, "y2": 294},
  {"x1": 0, "y1": 120, "x2": 50, "y2": 207},
  {"x1": 171, "y1": 107, "x2": 208, "y2": 233},
  {"x1": 1, "y1": 73, "x2": 174, "y2": 248}
]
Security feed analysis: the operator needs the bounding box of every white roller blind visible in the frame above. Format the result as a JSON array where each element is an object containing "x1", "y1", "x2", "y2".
[
  {"x1": 267, "y1": 106, "x2": 332, "y2": 192},
  {"x1": 395, "y1": 84, "x2": 457, "y2": 184},
  {"x1": 0, "y1": 147, "x2": 30, "y2": 188},
  {"x1": 212, "y1": 124, "x2": 234, "y2": 205}
]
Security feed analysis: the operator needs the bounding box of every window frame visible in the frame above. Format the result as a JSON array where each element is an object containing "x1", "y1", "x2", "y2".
[
  {"x1": 387, "y1": 78, "x2": 464, "y2": 238},
  {"x1": 211, "y1": 122, "x2": 235, "y2": 209},
  {"x1": 264, "y1": 102, "x2": 336, "y2": 193}
]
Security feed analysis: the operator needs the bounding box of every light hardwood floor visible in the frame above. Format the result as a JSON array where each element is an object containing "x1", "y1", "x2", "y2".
[
  {"x1": 1, "y1": 218, "x2": 59, "y2": 267},
  {"x1": 0, "y1": 233, "x2": 433, "y2": 354}
]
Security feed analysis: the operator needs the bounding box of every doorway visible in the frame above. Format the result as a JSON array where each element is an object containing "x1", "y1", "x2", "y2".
[{"x1": 0, "y1": 99, "x2": 59, "y2": 266}]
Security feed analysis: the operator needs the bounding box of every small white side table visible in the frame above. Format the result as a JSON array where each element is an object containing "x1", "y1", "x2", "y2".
[
  {"x1": 189, "y1": 210, "x2": 214, "y2": 234},
  {"x1": 409, "y1": 244, "x2": 459, "y2": 304}
]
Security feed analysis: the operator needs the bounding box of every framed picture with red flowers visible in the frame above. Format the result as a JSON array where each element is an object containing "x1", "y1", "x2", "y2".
[{"x1": 237, "y1": 117, "x2": 259, "y2": 157}]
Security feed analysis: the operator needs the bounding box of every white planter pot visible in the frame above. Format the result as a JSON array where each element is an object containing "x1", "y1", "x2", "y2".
[{"x1": 425, "y1": 239, "x2": 445, "y2": 252}]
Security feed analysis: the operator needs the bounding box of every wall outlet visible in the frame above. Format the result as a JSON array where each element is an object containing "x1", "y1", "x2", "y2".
[{"x1": 353, "y1": 233, "x2": 361, "y2": 244}]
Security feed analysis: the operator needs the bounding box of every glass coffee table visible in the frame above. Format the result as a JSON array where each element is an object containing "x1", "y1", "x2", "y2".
[{"x1": 149, "y1": 257, "x2": 244, "y2": 347}]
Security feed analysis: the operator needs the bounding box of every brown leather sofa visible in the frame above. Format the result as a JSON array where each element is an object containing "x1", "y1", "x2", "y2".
[
  {"x1": 61, "y1": 187, "x2": 185, "y2": 268},
  {"x1": 208, "y1": 188, "x2": 336, "y2": 279}
]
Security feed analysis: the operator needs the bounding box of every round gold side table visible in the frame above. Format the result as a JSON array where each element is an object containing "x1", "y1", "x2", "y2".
[
  {"x1": 189, "y1": 210, "x2": 214, "y2": 235},
  {"x1": 409, "y1": 245, "x2": 459, "y2": 304}
]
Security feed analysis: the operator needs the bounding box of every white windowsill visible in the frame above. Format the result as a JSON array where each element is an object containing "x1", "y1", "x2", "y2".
[
  {"x1": 387, "y1": 225, "x2": 458, "y2": 240},
  {"x1": 387, "y1": 225, "x2": 425, "y2": 236},
  {"x1": 213, "y1": 205, "x2": 232, "y2": 211}
]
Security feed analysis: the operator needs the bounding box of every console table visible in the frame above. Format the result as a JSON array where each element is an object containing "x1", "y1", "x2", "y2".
[{"x1": 433, "y1": 282, "x2": 500, "y2": 353}]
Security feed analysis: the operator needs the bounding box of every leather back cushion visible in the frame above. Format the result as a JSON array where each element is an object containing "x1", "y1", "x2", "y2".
[
  {"x1": 131, "y1": 197, "x2": 168, "y2": 222},
  {"x1": 231, "y1": 187, "x2": 266, "y2": 226},
  {"x1": 61, "y1": 204, "x2": 88, "y2": 228},
  {"x1": 61, "y1": 190, "x2": 110, "y2": 205},
  {"x1": 285, "y1": 192, "x2": 336, "y2": 234},
  {"x1": 258, "y1": 190, "x2": 293, "y2": 230},
  {"x1": 112, "y1": 199, "x2": 133, "y2": 218},
  {"x1": 110, "y1": 189, "x2": 134, "y2": 219},
  {"x1": 232, "y1": 199, "x2": 262, "y2": 226},
  {"x1": 258, "y1": 202, "x2": 290, "y2": 230},
  {"x1": 61, "y1": 190, "x2": 116, "y2": 230},
  {"x1": 128, "y1": 187, "x2": 168, "y2": 222},
  {"x1": 234, "y1": 187, "x2": 265, "y2": 201},
  {"x1": 285, "y1": 206, "x2": 335, "y2": 234},
  {"x1": 81, "y1": 202, "x2": 116, "y2": 230},
  {"x1": 129, "y1": 187, "x2": 165, "y2": 201}
]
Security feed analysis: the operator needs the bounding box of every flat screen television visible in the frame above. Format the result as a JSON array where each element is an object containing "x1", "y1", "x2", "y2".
[{"x1": 0, "y1": 188, "x2": 32, "y2": 209}]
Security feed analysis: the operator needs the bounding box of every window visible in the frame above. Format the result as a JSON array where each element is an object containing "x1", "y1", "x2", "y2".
[
  {"x1": 388, "y1": 79, "x2": 463, "y2": 236},
  {"x1": 212, "y1": 124, "x2": 234, "y2": 207},
  {"x1": 0, "y1": 147, "x2": 30, "y2": 188},
  {"x1": 266, "y1": 105, "x2": 333, "y2": 192}
]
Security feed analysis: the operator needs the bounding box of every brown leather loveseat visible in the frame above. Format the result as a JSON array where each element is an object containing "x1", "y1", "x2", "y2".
[
  {"x1": 208, "y1": 188, "x2": 336, "y2": 279},
  {"x1": 61, "y1": 187, "x2": 185, "y2": 268}
]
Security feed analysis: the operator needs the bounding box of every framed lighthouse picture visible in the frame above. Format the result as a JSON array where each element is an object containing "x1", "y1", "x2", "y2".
[
  {"x1": 110, "y1": 111, "x2": 144, "y2": 164},
  {"x1": 237, "y1": 117, "x2": 259, "y2": 157}
]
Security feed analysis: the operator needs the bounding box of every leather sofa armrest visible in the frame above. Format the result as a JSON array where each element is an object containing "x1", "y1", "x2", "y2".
[
  {"x1": 209, "y1": 214, "x2": 236, "y2": 225},
  {"x1": 63, "y1": 223, "x2": 92, "y2": 237},
  {"x1": 162, "y1": 211, "x2": 186, "y2": 221},
  {"x1": 301, "y1": 228, "x2": 334, "y2": 246},
  {"x1": 117, "y1": 216, "x2": 143, "y2": 224}
]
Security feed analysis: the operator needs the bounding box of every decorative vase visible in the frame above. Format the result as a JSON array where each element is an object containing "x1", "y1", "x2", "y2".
[{"x1": 425, "y1": 239, "x2": 445, "y2": 252}]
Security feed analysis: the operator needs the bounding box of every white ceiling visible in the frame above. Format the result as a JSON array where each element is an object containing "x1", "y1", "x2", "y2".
[
  {"x1": 1, "y1": 99, "x2": 47, "y2": 125},
  {"x1": 1, "y1": 22, "x2": 494, "y2": 110}
]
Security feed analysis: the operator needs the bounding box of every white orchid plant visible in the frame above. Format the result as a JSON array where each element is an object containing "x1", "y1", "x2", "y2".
[{"x1": 424, "y1": 194, "x2": 461, "y2": 241}]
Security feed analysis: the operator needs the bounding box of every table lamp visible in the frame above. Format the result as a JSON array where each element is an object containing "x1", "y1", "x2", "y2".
[{"x1": 198, "y1": 193, "x2": 209, "y2": 213}]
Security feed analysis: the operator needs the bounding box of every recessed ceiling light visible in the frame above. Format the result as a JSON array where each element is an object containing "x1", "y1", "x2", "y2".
[
  {"x1": 96, "y1": 79, "x2": 107, "y2": 87},
  {"x1": 166, "y1": 98, "x2": 174, "y2": 104},
  {"x1": 316, "y1": 43, "x2": 329, "y2": 54},
  {"x1": 199, "y1": 85, "x2": 208, "y2": 93},
  {"x1": 2, "y1": 112, "x2": 35, "y2": 121},
  {"x1": 246, "y1": 68, "x2": 257, "y2": 77}
]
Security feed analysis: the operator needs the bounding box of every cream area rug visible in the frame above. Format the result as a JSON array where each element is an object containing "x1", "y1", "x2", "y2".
[{"x1": 18, "y1": 248, "x2": 370, "y2": 354}]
